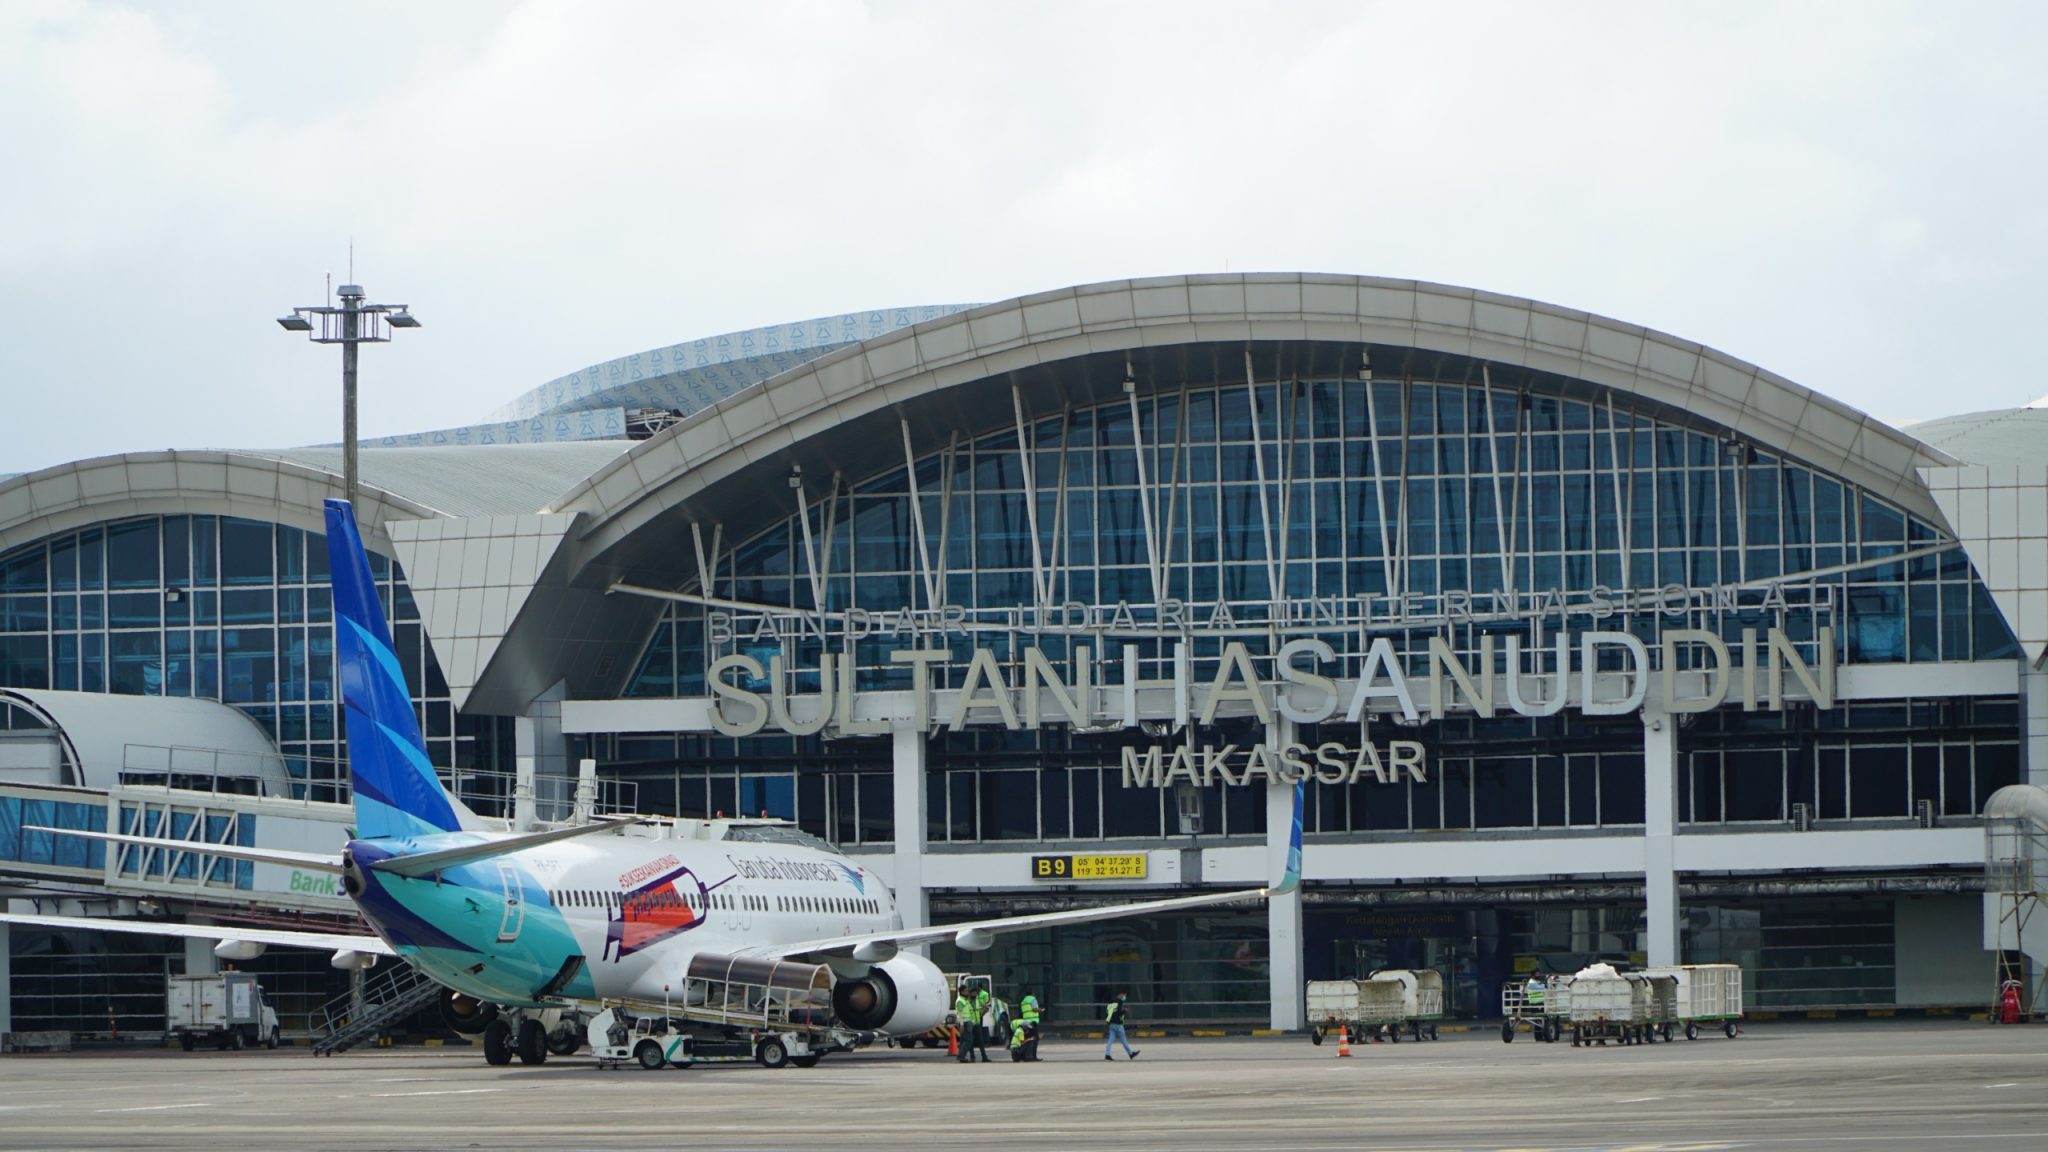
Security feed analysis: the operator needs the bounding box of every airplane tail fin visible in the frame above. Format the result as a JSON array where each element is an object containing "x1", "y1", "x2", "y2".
[
  {"x1": 1271, "y1": 781, "x2": 1304, "y2": 896},
  {"x1": 325, "y1": 499, "x2": 471, "y2": 840}
]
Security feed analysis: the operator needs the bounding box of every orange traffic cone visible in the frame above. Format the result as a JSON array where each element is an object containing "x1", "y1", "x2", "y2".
[
  {"x1": 1336, "y1": 1025, "x2": 1351, "y2": 1057},
  {"x1": 946, "y1": 1026, "x2": 959, "y2": 1058}
]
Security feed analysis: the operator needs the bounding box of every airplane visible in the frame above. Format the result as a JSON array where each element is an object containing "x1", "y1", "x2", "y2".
[{"x1": 2, "y1": 498, "x2": 1300, "y2": 1067}]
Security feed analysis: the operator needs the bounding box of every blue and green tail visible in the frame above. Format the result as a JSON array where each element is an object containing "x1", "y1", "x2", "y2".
[{"x1": 325, "y1": 499, "x2": 467, "y2": 840}]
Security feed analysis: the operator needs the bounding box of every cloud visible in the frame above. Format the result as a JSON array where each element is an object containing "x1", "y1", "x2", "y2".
[{"x1": 0, "y1": 0, "x2": 2044, "y2": 474}]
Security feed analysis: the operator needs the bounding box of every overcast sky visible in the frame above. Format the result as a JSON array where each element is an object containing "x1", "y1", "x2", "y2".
[{"x1": 2, "y1": 1, "x2": 2042, "y2": 475}]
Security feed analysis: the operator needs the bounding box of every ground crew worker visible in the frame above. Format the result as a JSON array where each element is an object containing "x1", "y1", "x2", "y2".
[
  {"x1": 1018, "y1": 991, "x2": 1042, "y2": 1060},
  {"x1": 1009, "y1": 1017, "x2": 1032, "y2": 1062},
  {"x1": 1525, "y1": 976, "x2": 1547, "y2": 1010},
  {"x1": 970, "y1": 983, "x2": 993, "y2": 1063},
  {"x1": 1103, "y1": 991, "x2": 1139, "y2": 1061},
  {"x1": 954, "y1": 986, "x2": 980, "y2": 1063}
]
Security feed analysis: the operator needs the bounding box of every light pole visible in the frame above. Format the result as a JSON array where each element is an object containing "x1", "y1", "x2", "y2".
[{"x1": 278, "y1": 285, "x2": 420, "y2": 510}]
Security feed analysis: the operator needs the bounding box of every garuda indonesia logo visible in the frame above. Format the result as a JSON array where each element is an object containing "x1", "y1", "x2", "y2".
[{"x1": 835, "y1": 863, "x2": 867, "y2": 894}]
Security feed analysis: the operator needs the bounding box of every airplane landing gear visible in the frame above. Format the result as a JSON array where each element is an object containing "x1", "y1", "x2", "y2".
[
  {"x1": 517, "y1": 1019, "x2": 549, "y2": 1065},
  {"x1": 482, "y1": 1018, "x2": 514, "y2": 1067}
]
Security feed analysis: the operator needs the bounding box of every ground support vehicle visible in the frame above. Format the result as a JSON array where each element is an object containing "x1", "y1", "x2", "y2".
[
  {"x1": 1500, "y1": 979, "x2": 1563, "y2": 1043},
  {"x1": 1306, "y1": 970, "x2": 1444, "y2": 1045},
  {"x1": 1645, "y1": 963, "x2": 1745, "y2": 1039},
  {"x1": 585, "y1": 1007, "x2": 855, "y2": 1071},
  {"x1": 166, "y1": 972, "x2": 280, "y2": 1051},
  {"x1": 579, "y1": 953, "x2": 863, "y2": 1072}
]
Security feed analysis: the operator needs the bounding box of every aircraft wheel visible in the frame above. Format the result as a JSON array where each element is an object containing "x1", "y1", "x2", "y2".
[
  {"x1": 517, "y1": 1019, "x2": 548, "y2": 1065},
  {"x1": 635, "y1": 1040, "x2": 666, "y2": 1070},
  {"x1": 483, "y1": 1018, "x2": 514, "y2": 1066},
  {"x1": 546, "y1": 1029, "x2": 582, "y2": 1057},
  {"x1": 791, "y1": 1053, "x2": 822, "y2": 1068},
  {"x1": 756, "y1": 1037, "x2": 790, "y2": 1069}
]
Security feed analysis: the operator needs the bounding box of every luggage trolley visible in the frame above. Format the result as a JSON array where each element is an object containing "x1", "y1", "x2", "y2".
[
  {"x1": 1645, "y1": 963, "x2": 1745, "y2": 1040},
  {"x1": 1390, "y1": 969, "x2": 1445, "y2": 1041},
  {"x1": 1305, "y1": 970, "x2": 1443, "y2": 1045},
  {"x1": 1559, "y1": 969, "x2": 1650, "y2": 1047},
  {"x1": 1501, "y1": 975, "x2": 1563, "y2": 1043}
]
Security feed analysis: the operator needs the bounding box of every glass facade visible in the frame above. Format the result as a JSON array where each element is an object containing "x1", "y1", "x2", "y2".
[
  {"x1": 0, "y1": 514, "x2": 491, "y2": 801},
  {"x1": 610, "y1": 366, "x2": 2020, "y2": 845}
]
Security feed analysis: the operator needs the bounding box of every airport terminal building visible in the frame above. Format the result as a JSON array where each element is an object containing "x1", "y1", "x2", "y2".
[{"x1": 4, "y1": 274, "x2": 2045, "y2": 1031}]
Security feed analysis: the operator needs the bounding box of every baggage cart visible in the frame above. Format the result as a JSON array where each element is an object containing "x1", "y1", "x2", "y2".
[
  {"x1": 1387, "y1": 969, "x2": 1445, "y2": 1041},
  {"x1": 1644, "y1": 963, "x2": 1745, "y2": 1039},
  {"x1": 1305, "y1": 970, "x2": 1442, "y2": 1045},
  {"x1": 1560, "y1": 970, "x2": 1649, "y2": 1047},
  {"x1": 1500, "y1": 976, "x2": 1563, "y2": 1043}
]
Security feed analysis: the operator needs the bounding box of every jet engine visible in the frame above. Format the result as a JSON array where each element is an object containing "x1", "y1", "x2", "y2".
[
  {"x1": 439, "y1": 990, "x2": 499, "y2": 1035},
  {"x1": 831, "y1": 951, "x2": 948, "y2": 1036}
]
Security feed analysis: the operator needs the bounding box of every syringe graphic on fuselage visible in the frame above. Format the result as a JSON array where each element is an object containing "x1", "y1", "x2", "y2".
[{"x1": 603, "y1": 865, "x2": 726, "y2": 962}]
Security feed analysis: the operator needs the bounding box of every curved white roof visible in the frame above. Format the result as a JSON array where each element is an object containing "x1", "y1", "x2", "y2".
[
  {"x1": 0, "y1": 688, "x2": 294, "y2": 793},
  {"x1": 551, "y1": 273, "x2": 1956, "y2": 563}
]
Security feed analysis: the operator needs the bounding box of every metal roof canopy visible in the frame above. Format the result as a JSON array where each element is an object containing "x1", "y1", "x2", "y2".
[{"x1": 0, "y1": 688, "x2": 295, "y2": 794}]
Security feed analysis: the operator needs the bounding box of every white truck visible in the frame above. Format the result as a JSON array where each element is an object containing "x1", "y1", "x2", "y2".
[{"x1": 167, "y1": 972, "x2": 281, "y2": 1051}]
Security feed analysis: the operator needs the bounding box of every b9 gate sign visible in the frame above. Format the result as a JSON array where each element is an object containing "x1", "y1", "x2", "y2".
[{"x1": 1031, "y1": 854, "x2": 1147, "y2": 881}]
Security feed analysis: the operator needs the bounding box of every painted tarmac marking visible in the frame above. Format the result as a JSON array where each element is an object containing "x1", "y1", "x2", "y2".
[
  {"x1": 95, "y1": 1102, "x2": 214, "y2": 1113},
  {"x1": 1617, "y1": 1095, "x2": 1666, "y2": 1103},
  {"x1": 365, "y1": 1088, "x2": 506, "y2": 1098}
]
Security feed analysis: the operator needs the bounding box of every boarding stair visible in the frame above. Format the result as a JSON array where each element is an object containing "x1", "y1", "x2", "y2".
[{"x1": 311, "y1": 963, "x2": 444, "y2": 1056}]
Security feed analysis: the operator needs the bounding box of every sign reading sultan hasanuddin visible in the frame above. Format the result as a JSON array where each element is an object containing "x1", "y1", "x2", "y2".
[{"x1": 690, "y1": 582, "x2": 1840, "y2": 788}]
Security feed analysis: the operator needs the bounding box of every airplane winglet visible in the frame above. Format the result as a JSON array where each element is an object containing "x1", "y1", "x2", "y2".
[{"x1": 1271, "y1": 780, "x2": 1304, "y2": 896}]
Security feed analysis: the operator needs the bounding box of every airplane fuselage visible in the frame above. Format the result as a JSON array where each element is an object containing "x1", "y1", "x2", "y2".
[{"x1": 345, "y1": 831, "x2": 899, "y2": 1012}]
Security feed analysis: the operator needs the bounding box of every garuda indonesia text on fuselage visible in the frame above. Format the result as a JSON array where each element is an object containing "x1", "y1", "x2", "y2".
[{"x1": 2, "y1": 499, "x2": 1297, "y2": 1066}]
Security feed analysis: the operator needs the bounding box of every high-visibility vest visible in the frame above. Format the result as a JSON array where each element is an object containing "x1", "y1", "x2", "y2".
[
  {"x1": 1020, "y1": 995, "x2": 1040, "y2": 1022},
  {"x1": 954, "y1": 995, "x2": 977, "y2": 1022},
  {"x1": 1009, "y1": 1021, "x2": 1028, "y2": 1048},
  {"x1": 1105, "y1": 999, "x2": 1125, "y2": 1023}
]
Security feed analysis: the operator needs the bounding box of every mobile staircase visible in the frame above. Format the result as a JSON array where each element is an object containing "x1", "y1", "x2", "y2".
[{"x1": 312, "y1": 964, "x2": 443, "y2": 1055}]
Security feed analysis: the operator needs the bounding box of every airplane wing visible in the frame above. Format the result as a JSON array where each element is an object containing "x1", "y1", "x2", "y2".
[
  {"x1": 0, "y1": 911, "x2": 392, "y2": 955},
  {"x1": 25, "y1": 827, "x2": 344, "y2": 874},
  {"x1": 757, "y1": 885, "x2": 1269, "y2": 963},
  {"x1": 762, "y1": 781, "x2": 1305, "y2": 962}
]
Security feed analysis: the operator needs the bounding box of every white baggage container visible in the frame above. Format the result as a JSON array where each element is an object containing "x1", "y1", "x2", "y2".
[
  {"x1": 1643, "y1": 963, "x2": 1744, "y2": 1039},
  {"x1": 1306, "y1": 979, "x2": 1365, "y2": 1026},
  {"x1": 1304, "y1": 971, "x2": 1443, "y2": 1044}
]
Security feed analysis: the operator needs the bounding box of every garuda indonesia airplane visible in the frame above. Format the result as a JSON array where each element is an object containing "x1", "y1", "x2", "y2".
[{"x1": 2, "y1": 499, "x2": 1299, "y2": 1067}]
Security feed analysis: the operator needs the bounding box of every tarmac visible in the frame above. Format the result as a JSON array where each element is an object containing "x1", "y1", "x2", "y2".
[{"x1": 0, "y1": 1020, "x2": 2042, "y2": 1151}]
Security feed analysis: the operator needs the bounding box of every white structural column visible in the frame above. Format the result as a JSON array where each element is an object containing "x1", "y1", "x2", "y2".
[
  {"x1": 892, "y1": 723, "x2": 930, "y2": 934},
  {"x1": 1642, "y1": 707, "x2": 1680, "y2": 966},
  {"x1": 184, "y1": 919, "x2": 218, "y2": 978},
  {"x1": 0, "y1": 919, "x2": 11, "y2": 1036},
  {"x1": 1266, "y1": 716, "x2": 1304, "y2": 1030},
  {"x1": 514, "y1": 681, "x2": 570, "y2": 827},
  {"x1": 2024, "y1": 662, "x2": 2048, "y2": 787}
]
